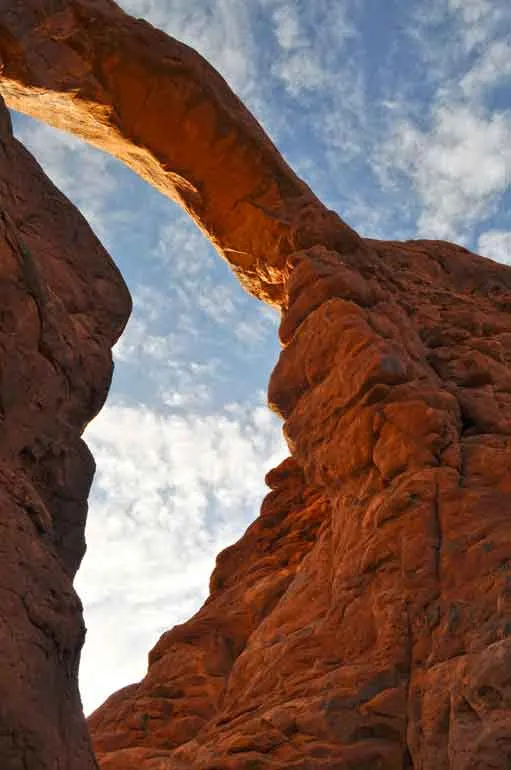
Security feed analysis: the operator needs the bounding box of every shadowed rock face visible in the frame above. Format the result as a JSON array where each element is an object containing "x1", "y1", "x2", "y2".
[
  {"x1": 1, "y1": 2, "x2": 511, "y2": 769},
  {"x1": 0, "y1": 96, "x2": 130, "y2": 769}
]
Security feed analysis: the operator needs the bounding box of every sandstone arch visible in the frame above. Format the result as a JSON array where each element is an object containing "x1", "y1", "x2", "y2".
[
  {"x1": 0, "y1": 0, "x2": 361, "y2": 306},
  {"x1": 1, "y1": 3, "x2": 511, "y2": 770}
]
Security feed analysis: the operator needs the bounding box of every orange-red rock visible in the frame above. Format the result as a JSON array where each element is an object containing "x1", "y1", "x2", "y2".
[
  {"x1": 88, "y1": 241, "x2": 511, "y2": 770},
  {"x1": 1, "y1": 2, "x2": 511, "y2": 769},
  {"x1": 0, "y1": 95, "x2": 130, "y2": 769},
  {"x1": 0, "y1": 0, "x2": 360, "y2": 305}
]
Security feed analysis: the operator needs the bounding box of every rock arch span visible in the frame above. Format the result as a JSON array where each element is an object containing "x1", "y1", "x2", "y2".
[
  {"x1": 1, "y1": 2, "x2": 511, "y2": 769},
  {"x1": 0, "y1": 0, "x2": 361, "y2": 305}
]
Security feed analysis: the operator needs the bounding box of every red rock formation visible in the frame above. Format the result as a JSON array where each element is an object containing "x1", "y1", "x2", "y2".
[
  {"x1": 0, "y1": 0, "x2": 360, "y2": 305},
  {"x1": 87, "y1": 241, "x2": 511, "y2": 770},
  {"x1": 0, "y1": 95, "x2": 130, "y2": 769},
  {"x1": 1, "y1": 2, "x2": 511, "y2": 769}
]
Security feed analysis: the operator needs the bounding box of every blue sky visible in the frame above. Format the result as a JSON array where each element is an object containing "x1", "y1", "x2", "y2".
[{"x1": 11, "y1": 0, "x2": 511, "y2": 714}]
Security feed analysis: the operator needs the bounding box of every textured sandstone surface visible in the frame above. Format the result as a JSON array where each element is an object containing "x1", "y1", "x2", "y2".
[
  {"x1": 0, "y1": 0, "x2": 360, "y2": 305},
  {"x1": 87, "y1": 241, "x2": 511, "y2": 770},
  {"x1": 1, "y1": 2, "x2": 511, "y2": 769},
  {"x1": 0, "y1": 95, "x2": 130, "y2": 769}
]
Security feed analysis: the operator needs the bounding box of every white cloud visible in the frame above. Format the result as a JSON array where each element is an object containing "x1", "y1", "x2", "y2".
[
  {"x1": 158, "y1": 359, "x2": 224, "y2": 410},
  {"x1": 412, "y1": 0, "x2": 506, "y2": 58},
  {"x1": 77, "y1": 400, "x2": 287, "y2": 713},
  {"x1": 373, "y1": 0, "x2": 511, "y2": 243},
  {"x1": 154, "y1": 221, "x2": 214, "y2": 277},
  {"x1": 113, "y1": 312, "x2": 223, "y2": 411},
  {"x1": 478, "y1": 230, "x2": 511, "y2": 264},
  {"x1": 460, "y1": 39, "x2": 511, "y2": 98},
  {"x1": 447, "y1": 0, "x2": 503, "y2": 50},
  {"x1": 151, "y1": 218, "x2": 279, "y2": 345},
  {"x1": 234, "y1": 308, "x2": 279, "y2": 346},
  {"x1": 448, "y1": 0, "x2": 492, "y2": 23},
  {"x1": 276, "y1": 51, "x2": 328, "y2": 95},
  {"x1": 272, "y1": 4, "x2": 304, "y2": 50},
  {"x1": 378, "y1": 105, "x2": 511, "y2": 240},
  {"x1": 267, "y1": 0, "x2": 355, "y2": 97},
  {"x1": 114, "y1": 315, "x2": 181, "y2": 365}
]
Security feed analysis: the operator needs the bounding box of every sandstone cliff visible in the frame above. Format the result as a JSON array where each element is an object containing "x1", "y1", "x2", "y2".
[
  {"x1": 0, "y1": 95, "x2": 130, "y2": 769},
  {"x1": 1, "y1": 2, "x2": 511, "y2": 769}
]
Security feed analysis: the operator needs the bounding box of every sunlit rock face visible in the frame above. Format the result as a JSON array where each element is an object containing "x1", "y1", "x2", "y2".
[
  {"x1": 1, "y1": 2, "x2": 511, "y2": 769},
  {"x1": 0, "y1": 0, "x2": 360, "y2": 306},
  {"x1": 89, "y1": 240, "x2": 511, "y2": 770},
  {"x1": 0, "y1": 96, "x2": 130, "y2": 770}
]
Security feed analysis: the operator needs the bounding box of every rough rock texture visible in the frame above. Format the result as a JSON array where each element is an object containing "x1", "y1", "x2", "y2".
[
  {"x1": 87, "y1": 242, "x2": 511, "y2": 770},
  {"x1": 1, "y1": 2, "x2": 511, "y2": 770},
  {"x1": 0, "y1": 0, "x2": 360, "y2": 305},
  {"x1": 0, "y1": 96, "x2": 130, "y2": 769}
]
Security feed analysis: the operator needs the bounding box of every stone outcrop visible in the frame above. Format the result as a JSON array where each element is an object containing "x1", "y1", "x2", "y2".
[
  {"x1": 0, "y1": 95, "x2": 130, "y2": 769},
  {"x1": 1, "y1": 2, "x2": 511, "y2": 769},
  {"x1": 88, "y1": 242, "x2": 511, "y2": 770},
  {"x1": 0, "y1": 0, "x2": 360, "y2": 305}
]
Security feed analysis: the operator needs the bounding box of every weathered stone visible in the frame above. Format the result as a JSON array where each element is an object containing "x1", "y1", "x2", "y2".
[
  {"x1": 89, "y1": 243, "x2": 511, "y2": 770},
  {"x1": 0, "y1": 2, "x2": 510, "y2": 769},
  {"x1": 0, "y1": 95, "x2": 130, "y2": 770},
  {"x1": 0, "y1": 0, "x2": 361, "y2": 305}
]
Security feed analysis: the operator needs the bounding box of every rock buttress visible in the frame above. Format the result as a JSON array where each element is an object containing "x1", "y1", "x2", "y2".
[
  {"x1": 89, "y1": 241, "x2": 511, "y2": 770},
  {"x1": 0, "y1": 0, "x2": 360, "y2": 306},
  {"x1": 0, "y1": 96, "x2": 131, "y2": 770}
]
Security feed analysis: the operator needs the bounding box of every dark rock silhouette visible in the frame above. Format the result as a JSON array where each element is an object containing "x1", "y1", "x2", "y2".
[{"x1": 1, "y1": 2, "x2": 510, "y2": 768}]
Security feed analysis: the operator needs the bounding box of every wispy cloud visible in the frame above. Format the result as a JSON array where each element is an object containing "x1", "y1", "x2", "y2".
[
  {"x1": 374, "y1": 0, "x2": 511, "y2": 243},
  {"x1": 378, "y1": 105, "x2": 511, "y2": 240},
  {"x1": 77, "y1": 399, "x2": 287, "y2": 712},
  {"x1": 446, "y1": 0, "x2": 505, "y2": 51},
  {"x1": 460, "y1": 39, "x2": 511, "y2": 99},
  {"x1": 478, "y1": 230, "x2": 511, "y2": 264},
  {"x1": 111, "y1": 214, "x2": 280, "y2": 412},
  {"x1": 267, "y1": 0, "x2": 354, "y2": 98}
]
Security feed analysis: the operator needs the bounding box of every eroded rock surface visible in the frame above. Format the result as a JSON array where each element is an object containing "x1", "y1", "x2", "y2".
[
  {"x1": 0, "y1": 2, "x2": 511, "y2": 769},
  {"x1": 0, "y1": 96, "x2": 130, "y2": 769},
  {"x1": 0, "y1": 0, "x2": 360, "y2": 305},
  {"x1": 88, "y1": 241, "x2": 511, "y2": 770}
]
